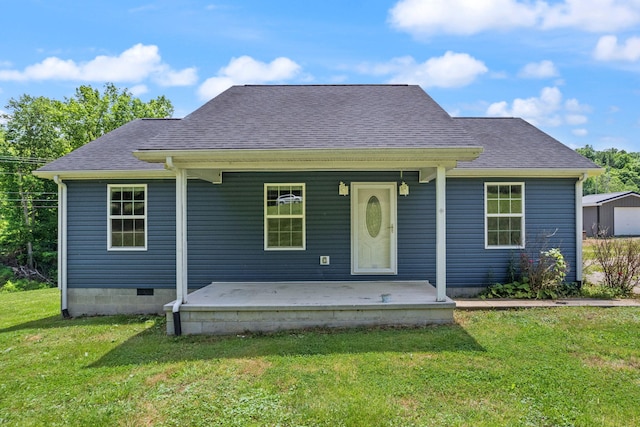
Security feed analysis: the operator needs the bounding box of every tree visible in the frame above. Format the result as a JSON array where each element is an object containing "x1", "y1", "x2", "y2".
[
  {"x1": 0, "y1": 84, "x2": 173, "y2": 279},
  {"x1": 577, "y1": 145, "x2": 640, "y2": 195}
]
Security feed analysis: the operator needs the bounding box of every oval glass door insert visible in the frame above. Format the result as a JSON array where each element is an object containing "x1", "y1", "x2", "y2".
[{"x1": 366, "y1": 196, "x2": 382, "y2": 238}]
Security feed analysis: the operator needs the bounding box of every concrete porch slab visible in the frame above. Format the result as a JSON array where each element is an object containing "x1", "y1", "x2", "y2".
[{"x1": 164, "y1": 281, "x2": 455, "y2": 335}]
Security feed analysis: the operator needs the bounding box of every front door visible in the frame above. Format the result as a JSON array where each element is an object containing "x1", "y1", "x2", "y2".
[{"x1": 351, "y1": 183, "x2": 397, "y2": 274}]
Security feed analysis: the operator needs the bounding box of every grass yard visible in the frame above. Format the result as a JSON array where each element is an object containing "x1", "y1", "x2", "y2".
[{"x1": 1, "y1": 289, "x2": 639, "y2": 426}]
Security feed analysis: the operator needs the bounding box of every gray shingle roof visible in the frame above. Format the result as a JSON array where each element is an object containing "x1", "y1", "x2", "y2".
[
  {"x1": 455, "y1": 117, "x2": 599, "y2": 170},
  {"x1": 583, "y1": 191, "x2": 640, "y2": 206},
  {"x1": 35, "y1": 85, "x2": 601, "y2": 176},
  {"x1": 36, "y1": 118, "x2": 179, "y2": 173},
  {"x1": 138, "y1": 84, "x2": 480, "y2": 151}
]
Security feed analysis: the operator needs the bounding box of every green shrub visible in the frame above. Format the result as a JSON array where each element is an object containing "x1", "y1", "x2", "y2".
[
  {"x1": 0, "y1": 279, "x2": 51, "y2": 293},
  {"x1": 0, "y1": 265, "x2": 52, "y2": 293},
  {"x1": 591, "y1": 237, "x2": 640, "y2": 297},
  {"x1": 481, "y1": 247, "x2": 577, "y2": 299}
]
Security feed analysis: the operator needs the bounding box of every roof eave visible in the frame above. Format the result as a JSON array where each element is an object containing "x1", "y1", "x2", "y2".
[
  {"x1": 133, "y1": 147, "x2": 484, "y2": 170},
  {"x1": 448, "y1": 168, "x2": 604, "y2": 179},
  {"x1": 33, "y1": 169, "x2": 173, "y2": 180}
]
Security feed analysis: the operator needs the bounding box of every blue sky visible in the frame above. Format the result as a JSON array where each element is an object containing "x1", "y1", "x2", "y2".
[{"x1": 1, "y1": 0, "x2": 640, "y2": 152}]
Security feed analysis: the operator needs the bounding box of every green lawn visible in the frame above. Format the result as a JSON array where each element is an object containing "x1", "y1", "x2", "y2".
[{"x1": 1, "y1": 289, "x2": 639, "y2": 426}]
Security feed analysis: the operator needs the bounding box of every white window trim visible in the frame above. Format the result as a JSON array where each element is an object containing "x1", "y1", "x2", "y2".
[
  {"x1": 484, "y1": 182, "x2": 525, "y2": 249},
  {"x1": 264, "y1": 183, "x2": 306, "y2": 251},
  {"x1": 107, "y1": 184, "x2": 148, "y2": 251}
]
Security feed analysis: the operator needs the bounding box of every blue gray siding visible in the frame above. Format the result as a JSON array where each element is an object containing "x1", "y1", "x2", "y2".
[
  {"x1": 66, "y1": 180, "x2": 176, "y2": 289},
  {"x1": 187, "y1": 172, "x2": 436, "y2": 287},
  {"x1": 447, "y1": 178, "x2": 578, "y2": 288},
  {"x1": 65, "y1": 174, "x2": 578, "y2": 292}
]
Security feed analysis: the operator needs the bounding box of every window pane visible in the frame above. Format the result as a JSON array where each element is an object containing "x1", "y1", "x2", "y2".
[
  {"x1": 488, "y1": 231, "x2": 498, "y2": 246},
  {"x1": 122, "y1": 232, "x2": 134, "y2": 247},
  {"x1": 277, "y1": 202, "x2": 292, "y2": 215},
  {"x1": 134, "y1": 202, "x2": 145, "y2": 215},
  {"x1": 134, "y1": 232, "x2": 145, "y2": 247},
  {"x1": 112, "y1": 232, "x2": 123, "y2": 247},
  {"x1": 291, "y1": 231, "x2": 303, "y2": 247},
  {"x1": 511, "y1": 231, "x2": 521, "y2": 246},
  {"x1": 111, "y1": 219, "x2": 123, "y2": 232},
  {"x1": 487, "y1": 199, "x2": 499, "y2": 214},
  {"x1": 487, "y1": 186, "x2": 499, "y2": 199},
  {"x1": 499, "y1": 200, "x2": 511, "y2": 214},
  {"x1": 279, "y1": 232, "x2": 292, "y2": 247},
  {"x1": 122, "y1": 202, "x2": 133, "y2": 215},
  {"x1": 111, "y1": 202, "x2": 122, "y2": 216},
  {"x1": 511, "y1": 200, "x2": 522, "y2": 214}
]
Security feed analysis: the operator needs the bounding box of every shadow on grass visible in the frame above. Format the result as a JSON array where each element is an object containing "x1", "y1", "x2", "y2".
[
  {"x1": 88, "y1": 321, "x2": 485, "y2": 368},
  {"x1": 0, "y1": 313, "x2": 160, "y2": 334}
]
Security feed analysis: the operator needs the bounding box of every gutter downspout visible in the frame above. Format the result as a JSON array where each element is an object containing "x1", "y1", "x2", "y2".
[
  {"x1": 576, "y1": 173, "x2": 587, "y2": 286},
  {"x1": 53, "y1": 176, "x2": 70, "y2": 318},
  {"x1": 165, "y1": 157, "x2": 187, "y2": 335}
]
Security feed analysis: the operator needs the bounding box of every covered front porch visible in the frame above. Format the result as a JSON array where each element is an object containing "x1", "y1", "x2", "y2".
[{"x1": 164, "y1": 280, "x2": 455, "y2": 335}]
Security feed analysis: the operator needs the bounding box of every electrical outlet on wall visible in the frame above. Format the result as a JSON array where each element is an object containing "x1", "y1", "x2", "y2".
[{"x1": 320, "y1": 256, "x2": 330, "y2": 265}]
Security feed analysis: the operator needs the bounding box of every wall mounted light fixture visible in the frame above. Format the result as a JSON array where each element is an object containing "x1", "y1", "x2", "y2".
[
  {"x1": 399, "y1": 181, "x2": 409, "y2": 196},
  {"x1": 339, "y1": 181, "x2": 349, "y2": 196}
]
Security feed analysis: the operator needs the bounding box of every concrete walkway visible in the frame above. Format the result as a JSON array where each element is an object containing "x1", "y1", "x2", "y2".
[{"x1": 455, "y1": 297, "x2": 640, "y2": 310}]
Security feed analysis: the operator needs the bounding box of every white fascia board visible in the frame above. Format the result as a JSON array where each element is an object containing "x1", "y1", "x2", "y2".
[
  {"x1": 33, "y1": 169, "x2": 174, "y2": 180},
  {"x1": 448, "y1": 168, "x2": 604, "y2": 179},
  {"x1": 134, "y1": 147, "x2": 483, "y2": 170}
]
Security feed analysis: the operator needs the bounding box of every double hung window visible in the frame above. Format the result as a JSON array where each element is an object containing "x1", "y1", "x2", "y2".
[
  {"x1": 264, "y1": 184, "x2": 305, "y2": 250},
  {"x1": 108, "y1": 184, "x2": 147, "y2": 250},
  {"x1": 485, "y1": 183, "x2": 524, "y2": 248}
]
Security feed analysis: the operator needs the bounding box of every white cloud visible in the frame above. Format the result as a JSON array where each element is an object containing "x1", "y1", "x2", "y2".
[
  {"x1": 389, "y1": 0, "x2": 640, "y2": 35},
  {"x1": 197, "y1": 56, "x2": 302, "y2": 100},
  {"x1": 129, "y1": 84, "x2": 148, "y2": 96},
  {"x1": 359, "y1": 52, "x2": 487, "y2": 88},
  {"x1": 566, "y1": 114, "x2": 588, "y2": 125},
  {"x1": 486, "y1": 86, "x2": 591, "y2": 128},
  {"x1": 0, "y1": 44, "x2": 198, "y2": 87},
  {"x1": 572, "y1": 128, "x2": 588, "y2": 136},
  {"x1": 541, "y1": 0, "x2": 640, "y2": 32},
  {"x1": 154, "y1": 66, "x2": 198, "y2": 86},
  {"x1": 593, "y1": 35, "x2": 640, "y2": 61},
  {"x1": 389, "y1": 0, "x2": 541, "y2": 35},
  {"x1": 518, "y1": 60, "x2": 558, "y2": 79}
]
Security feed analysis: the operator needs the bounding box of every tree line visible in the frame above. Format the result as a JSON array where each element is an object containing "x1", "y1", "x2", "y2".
[
  {"x1": 0, "y1": 84, "x2": 173, "y2": 281},
  {"x1": 576, "y1": 145, "x2": 640, "y2": 195}
]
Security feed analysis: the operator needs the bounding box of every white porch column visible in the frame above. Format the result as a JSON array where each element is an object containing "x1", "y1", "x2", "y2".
[
  {"x1": 575, "y1": 174, "x2": 585, "y2": 283},
  {"x1": 436, "y1": 165, "x2": 447, "y2": 302},
  {"x1": 175, "y1": 168, "x2": 189, "y2": 303}
]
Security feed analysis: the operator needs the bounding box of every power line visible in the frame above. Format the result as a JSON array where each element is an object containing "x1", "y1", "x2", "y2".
[{"x1": 0, "y1": 155, "x2": 55, "y2": 164}]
